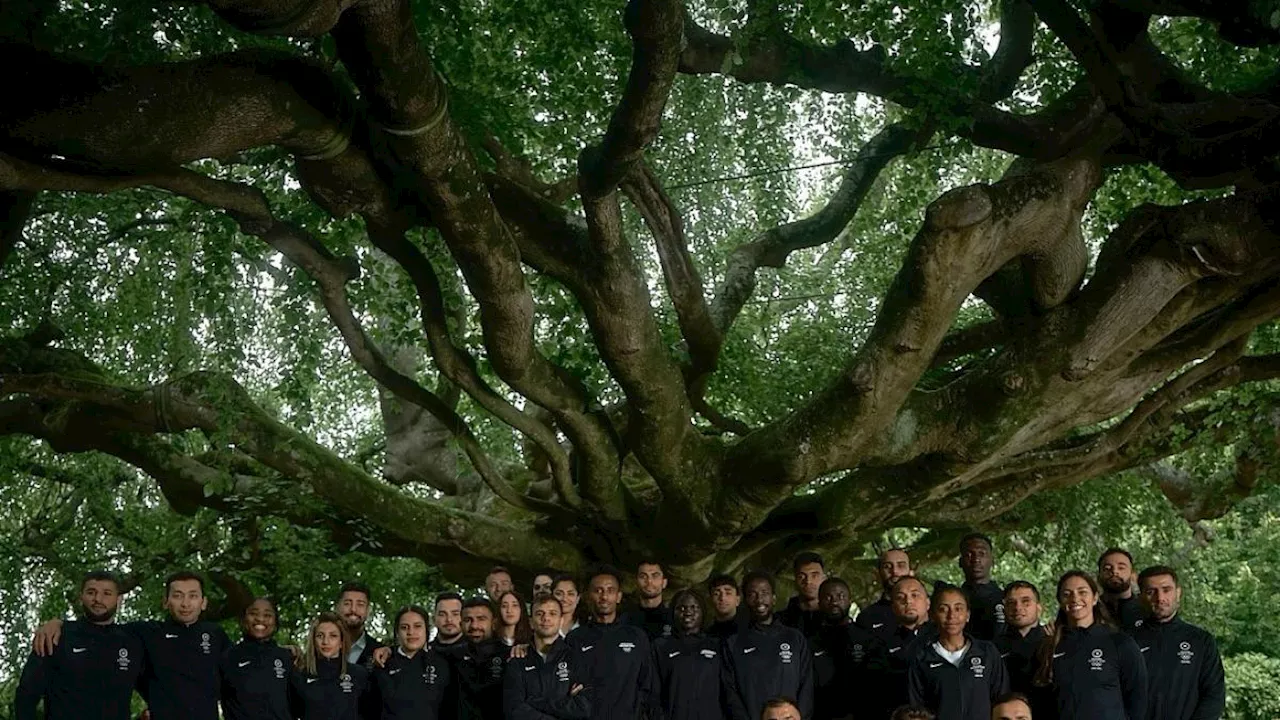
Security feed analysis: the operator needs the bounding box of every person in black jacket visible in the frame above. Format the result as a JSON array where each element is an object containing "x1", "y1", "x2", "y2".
[
  {"x1": 650, "y1": 589, "x2": 725, "y2": 720},
  {"x1": 456, "y1": 597, "x2": 508, "y2": 720},
  {"x1": 878, "y1": 576, "x2": 937, "y2": 715},
  {"x1": 810, "y1": 577, "x2": 888, "y2": 720},
  {"x1": 1033, "y1": 570, "x2": 1146, "y2": 720},
  {"x1": 33, "y1": 570, "x2": 229, "y2": 720},
  {"x1": 856, "y1": 548, "x2": 913, "y2": 633},
  {"x1": 372, "y1": 605, "x2": 450, "y2": 720},
  {"x1": 14, "y1": 570, "x2": 144, "y2": 720},
  {"x1": 707, "y1": 574, "x2": 743, "y2": 640},
  {"x1": 1130, "y1": 565, "x2": 1225, "y2": 720},
  {"x1": 907, "y1": 585, "x2": 1009, "y2": 720},
  {"x1": 778, "y1": 553, "x2": 826, "y2": 640},
  {"x1": 994, "y1": 582, "x2": 1051, "y2": 718},
  {"x1": 959, "y1": 535, "x2": 1005, "y2": 642},
  {"x1": 722, "y1": 570, "x2": 814, "y2": 720},
  {"x1": 503, "y1": 594, "x2": 591, "y2": 719},
  {"x1": 1098, "y1": 549, "x2": 1143, "y2": 631},
  {"x1": 290, "y1": 612, "x2": 370, "y2": 720},
  {"x1": 565, "y1": 565, "x2": 656, "y2": 719},
  {"x1": 219, "y1": 597, "x2": 292, "y2": 720},
  {"x1": 623, "y1": 560, "x2": 674, "y2": 641}
]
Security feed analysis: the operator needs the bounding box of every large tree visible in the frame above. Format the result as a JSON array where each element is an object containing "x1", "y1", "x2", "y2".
[{"x1": 2, "y1": 0, "x2": 1279, "y2": 586}]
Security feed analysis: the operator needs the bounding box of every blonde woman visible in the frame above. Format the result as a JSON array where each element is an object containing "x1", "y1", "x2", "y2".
[{"x1": 289, "y1": 611, "x2": 369, "y2": 719}]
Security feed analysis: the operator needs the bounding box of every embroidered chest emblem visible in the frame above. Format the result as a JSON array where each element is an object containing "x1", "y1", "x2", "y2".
[
  {"x1": 970, "y1": 657, "x2": 986, "y2": 678},
  {"x1": 199, "y1": 633, "x2": 211, "y2": 655},
  {"x1": 274, "y1": 658, "x2": 286, "y2": 679},
  {"x1": 619, "y1": 642, "x2": 635, "y2": 654},
  {"x1": 556, "y1": 661, "x2": 570, "y2": 682},
  {"x1": 340, "y1": 674, "x2": 354, "y2": 693},
  {"x1": 779, "y1": 643, "x2": 793, "y2": 664},
  {"x1": 852, "y1": 643, "x2": 865, "y2": 662},
  {"x1": 423, "y1": 666, "x2": 438, "y2": 685},
  {"x1": 117, "y1": 648, "x2": 131, "y2": 670},
  {"x1": 1178, "y1": 641, "x2": 1195, "y2": 665},
  {"x1": 1088, "y1": 648, "x2": 1106, "y2": 672}
]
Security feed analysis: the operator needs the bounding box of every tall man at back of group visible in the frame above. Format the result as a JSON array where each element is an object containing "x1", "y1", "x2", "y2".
[
  {"x1": 565, "y1": 566, "x2": 654, "y2": 719},
  {"x1": 622, "y1": 560, "x2": 672, "y2": 640},
  {"x1": 779, "y1": 552, "x2": 827, "y2": 639},
  {"x1": 1098, "y1": 548, "x2": 1143, "y2": 630},
  {"x1": 856, "y1": 548, "x2": 912, "y2": 633},
  {"x1": 959, "y1": 534, "x2": 1004, "y2": 641},
  {"x1": 722, "y1": 571, "x2": 814, "y2": 720},
  {"x1": 15, "y1": 571, "x2": 144, "y2": 720}
]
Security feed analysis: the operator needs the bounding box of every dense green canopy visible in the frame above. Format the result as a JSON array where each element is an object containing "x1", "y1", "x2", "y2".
[{"x1": 2, "y1": 4, "x2": 1280, "y2": 705}]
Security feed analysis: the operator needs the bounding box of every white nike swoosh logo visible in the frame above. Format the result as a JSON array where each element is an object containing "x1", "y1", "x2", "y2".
[
  {"x1": 889, "y1": 647, "x2": 901, "y2": 653},
  {"x1": 238, "y1": 661, "x2": 251, "y2": 667},
  {"x1": 580, "y1": 645, "x2": 593, "y2": 651},
  {"x1": 871, "y1": 623, "x2": 884, "y2": 629},
  {"x1": 1053, "y1": 652, "x2": 1066, "y2": 658},
  {"x1": 668, "y1": 651, "x2": 680, "y2": 657},
  {"x1": 929, "y1": 662, "x2": 943, "y2": 668},
  {"x1": 743, "y1": 647, "x2": 756, "y2": 654},
  {"x1": 165, "y1": 634, "x2": 179, "y2": 639},
  {"x1": 1140, "y1": 647, "x2": 1150, "y2": 652},
  {"x1": 72, "y1": 648, "x2": 87, "y2": 654},
  {"x1": 524, "y1": 666, "x2": 536, "y2": 672},
  {"x1": 306, "y1": 678, "x2": 317, "y2": 684},
  {"x1": 389, "y1": 669, "x2": 401, "y2": 675},
  {"x1": 814, "y1": 651, "x2": 826, "y2": 656},
  {"x1": 1000, "y1": 653, "x2": 1010, "y2": 658}
]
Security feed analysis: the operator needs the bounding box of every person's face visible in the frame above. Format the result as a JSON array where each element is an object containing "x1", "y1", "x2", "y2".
[
  {"x1": 636, "y1": 563, "x2": 667, "y2": 601},
  {"x1": 486, "y1": 572, "x2": 513, "y2": 600},
  {"x1": 500, "y1": 594, "x2": 522, "y2": 626},
  {"x1": 80, "y1": 580, "x2": 120, "y2": 623},
  {"x1": 711, "y1": 583, "x2": 740, "y2": 620},
  {"x1": 892, "y1": 579, "x2": 929, "y2": 626},
  {"x1": 463, "y1": 607, "x2": 494, "y2": 641},
  {"x1": 959, "y1": 539, "x2": 993, "y2": 582},
  {"x1": 819, "y1": 583, "x2": 851, "y2": 621},
  {"x1": 242, "y1": 599, "x2": 277, "y2": 640},
  {"x1": 336, "y1": 591, "x2": 370, "y2": 632},
  {"x1": 314, "y1": 622, "x2": 343, "y2": 659},
  {"x1": 588, "y1": 576, "x2": 621, "y2": 618},
  {"x1": 435, "y1": 599, "x2": 462, "y2": 639},
  {"x1": 795, "y1": 562, "x2": 826, "y2": 602},
  {"x1": 398, "y1": 610, "x2": 428, "y2": 652},
  {"x1": 532, "y1": 574, "x2": 554, "y2": 598},
  {"x1": 673, "y1": 594, "x2": 702, "y2": 633},
  {"x1": 1098, "y1": 552, "x2": 1134, "y2": 595},
  {"x1": 1140, "y1": 574, "x2": 1182, "y2": 621},
  {"x1": 877, "y1": 550, "x2": 912, "y2": 592},
  {"x1": 992, "y1": 698, "x2": 1033, "y2": 720},
  {"x1": 1059, "y1": 576, "x2": 1098, "y2": 626},
  {"x1": 553, "y1": 581, "x2": 579, "y2": 614},
  {"x1": 164, "y1": 579, "x2": 207, "y2": 624},
  {"x1": 532, "y1": 600, "x2": 562, "y2": 639},
  {"x1": 1003, "y1": 587, "x2": 1042, "y2": 630},
  {"x1": 745, "y1": 578, "x2": 775, "y2": 622},
  {"x1": 931, "y1": 590, "x2": 970, "y2": 637},
  {"x1": 762, "y1": 702, "x2": 801, "y2": 720}
]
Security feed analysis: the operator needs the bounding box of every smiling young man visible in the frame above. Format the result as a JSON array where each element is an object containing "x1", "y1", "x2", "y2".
[
  {"x1": 1128, "y1": 566, "x2": 1225, "y2": 720},
  {"x1": 565, "y1": 565, "x2": 655, "y2": 720},
  {"x1": 15, "y1": 571, "x2": 144, "y2": 720},
  {"x1": 811, "y1": 577, "x2": 888, "y2": 720},
  {"x1": 722, "y1": 571, "x2": 814, "y2": 720},
  {"x1": 502, "y1": 595, "x2": 591, "y2": 720},
  {"x1": 456, "y1": 597, "x2": 508, "y2": 720}
]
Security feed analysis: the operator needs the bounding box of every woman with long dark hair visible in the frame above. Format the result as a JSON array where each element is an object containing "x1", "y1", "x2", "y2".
[
  {"x1": 496, "y1": 590, "x2": 534, "y2": 647},
  {"x1": 551, "y1": 574, "x2": 583, "y2": 636},
  {"x1": 372, "y1": 604, "x2": 451, "y2": 719},
  {"x1": 220, "y1": 597, "x2": 292, "y2": 720},
  {"x1": 1034, "y1": 570, "x2": 1147, "y2": 719},
  {"x1": 289, "y1": 611, "x2": 369, "y2": 719}
]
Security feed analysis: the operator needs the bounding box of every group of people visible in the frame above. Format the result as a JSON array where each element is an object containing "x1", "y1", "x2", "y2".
[{"x1": 13, "y1": 534, "x2": 1227, "y2": 720}]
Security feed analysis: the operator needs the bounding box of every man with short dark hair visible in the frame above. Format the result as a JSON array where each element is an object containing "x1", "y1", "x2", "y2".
[
  {"x1": 811, "y1": 577, "x2": 888, "y2": 720},
  {"x1": 708, "y1": 574, "x2": 743, "y2": 639},
  {"x1": 503, "y1": 595, "x2": 591, "y2": 719},
  {"x1": 622, "y1": 560, "x2": 673, "y2": 640},
  {"x1": 15, "y1": 571, "x2": 144, "y2": 720},
  {"x1": 565, "y1": 565, "x2": 655, "y2": 719},
  {"x1": 486, "y1": 567, "x2": 515, "y2": 602},
  {"x1": 336, "y1": 581, "x2": 385, "y2": 720},
  {"x1": 779, "y1": 552, "x2": 826, "y2": 640},
  {"x1": 1129, "y1": 566, "x2": 1225, "y2": 720},
  {"x1": 1098, "y1": 548, "x2": 1142, "y2": 630},
  {"x1": 723, "y1": 571, "x2": 814, "y2": 720},
  {"x1": 761, "y1": 697, "x2": 803, "y2": 720},
  {"x1": 879, "y1": 576, "x2": 936, "y2": 714},
  {"x1": 958, "y1": 534, "x2": 1004, "y2": 641},
  {"x1": 990, "y1": 693, "x2": 1033, "y2": 720},
  {"x1": 456, "y1": 597, "x2": 507, "y2": 720},
  {"x1": 994, "y1": 581, "x2": 1050, "y2": 718},
  {"x1": 433, "y1": 593, "x2": 465, "y2": 650},
  {"x1": 532, "y1": 570, "x2": 556, "y2": 599},
  {"x1": 857, "y1": 548, "x2": 912, "y2": 632},
  {"x1": 33, "y1": 570, "x2": 229, "y2": 720}
]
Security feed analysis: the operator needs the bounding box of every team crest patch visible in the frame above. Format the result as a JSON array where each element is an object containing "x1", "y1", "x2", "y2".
[
  {"x1": 619, "y1": 642, "x2": 635, "y2": 653},
  {"x1": 340, "y1": 674, "x2": 354, "y2": 693},
  {"x1": 852, "y1": 644, "x2": 865, "y2": 662},
  {"x1": 556, "y1": 661, "x2": 570, "y2": 682},
  {"x1": 423, "y1": 666, "x2": 438, "y2": 685},
  {"x1": 970, "y1": 657, "x2": 986, "y2": 678},
  {"x1": 1089, "y1": 648, "x2": 1106, "y2": 672},
  {"x1": 200, "y1": 633, "x2": 211, "y2": 654},
  {"x1": 117, "y1": 648, "x2": 131, "y2": 670},
  {"x1": 779, "y1": 643, "x2": 793, "y2": 664},
  {"x1": 274, "y1": 658, "x2": 286, "y2": 679},
  {"x1": 700, "y1": 649, "x2": 717, "y2": 658},
  {"x1": 1178, "y1": 642, "x2": 1194, "y2": 665}
]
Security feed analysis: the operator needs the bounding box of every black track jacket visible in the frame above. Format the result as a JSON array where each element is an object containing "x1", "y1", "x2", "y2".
[
  {"x1": 565, "y1": 619, "x2": 655, "y2": 719},
  {"x1": 372, "y1": 646, "x2": 451, "y2": 720},
  {"x1": 13, "y1": 621, "x2": 144, "y2": 720},
  {"x1": 907, "y1": 637, "x2": 1009, "y2": 720},
  {"x1": 722, "y1": 621, "x2": 814, "y2": 720},
  {"x1": 219, "y1": 637, "x2": 292, "y2": 720},
  {"x1": 650, "y1": 632, "x2": 725, "y2": 720},
  {"x1": 133, "y1": 619, "x2": 229, "y2": 720},
  {"x1": 811, "y1": 620, "x2": 888, "y2": 720},
  {"x1": 1047, "y1": 623, "x2": 1147, "y2": 720},
  {"x1": 289, "y1": 657, "x2": 370, "y2": 720},
  {"x1": 1129, "y1": 616, "x2": 1226, "y2": 720},
  {"x1": 503, "y1": 639, "x2": 592, "y2": 720}
]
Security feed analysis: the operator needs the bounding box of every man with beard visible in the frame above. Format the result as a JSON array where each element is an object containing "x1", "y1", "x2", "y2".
[
  {"x1": 336, "y1": 582, "x2": 386, "y2": 720},
  {"x1": 431, "y1": 593, "x2": 466, "y2": 654},
  {"x1": 778, "y1": 553, "x2": 827, "y2": 640},
  {"x1": 707, "y1": 574, "x2": 743, "y2": 639},
  {"x1": 456, "y1": 597, "x2": 508, "y2": 720},
  {"x1": 623, "y1": 560, "x2": 673, "y2": 641},
  {"x1": 879, "y1": 576, "x2": 936, "y2": 715},
  {"x1": 34, "y1": 570, "x2": 229, "y2": 720},
  {"x1": 994, "y1": 582, "x2": 1050, "y2": 718},
  {"x1": 723, "y1": 571, "x2": 814, "y2": 720},
  {"x1": 486, "y1": 567, "x2": 515, "y2": 602},
  {"x1": 959, "y1": 535, "x2": 1004, "y2": 641},
  {"x1": 532, "y1": 570, "x2": 556, "y2": 600},
  {"x1": 1097, "y1": 549, "x2": 1142, "y2": 631},
  {"x1": 1129, "y1": 566, "x2": 1225, "y2": 720},
  {"x1": 810, "y1": 577, "x2": 888, "y2": 720},
  {"x1": 566, "y1": 565, "x2": 655, "y2": 719},
  {"x1": 503, "y1": 595, "x2": 591, "y2": 719},
  {"x1": 650, "y1": 589, "x2": 725, "y2": 720},
  {"x1": 15, "y1": 571, "x2": 144, "y2": 720},
  {"x1": 857, "y1": 548, "x2": 913, "y2": 633}
]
